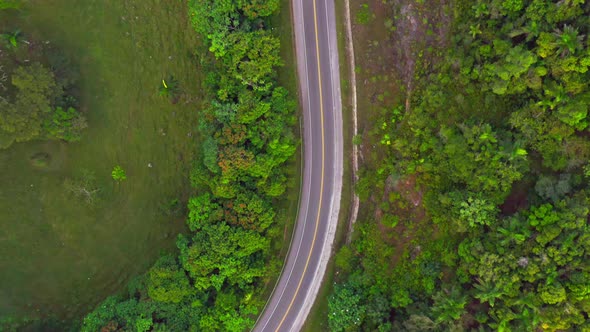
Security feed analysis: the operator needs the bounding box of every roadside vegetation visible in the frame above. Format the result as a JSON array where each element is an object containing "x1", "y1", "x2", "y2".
[{"x1": 328, "y1": 0, "x2": 590, "y2": 331}]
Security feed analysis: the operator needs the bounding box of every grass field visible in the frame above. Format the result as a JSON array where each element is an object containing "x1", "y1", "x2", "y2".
[{"x1": 0, "y1": 0, "x2": 203, "y2": 324}]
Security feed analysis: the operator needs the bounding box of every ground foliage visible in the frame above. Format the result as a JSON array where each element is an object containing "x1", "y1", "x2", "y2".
[
  {"x1": 82, "y1": 0, "x2": 295, "y2": 331},
  {"x1": 330, "y1": 1, "x2": 590, "y2": 331}
]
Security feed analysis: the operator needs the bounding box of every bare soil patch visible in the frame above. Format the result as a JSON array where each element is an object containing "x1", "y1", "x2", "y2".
[
  {"x1": 349, "y1": 0, "x2": 451, "y2": 263},
  {"x1": 390, "y1": 0, "x2": 451, "y2": 96}
]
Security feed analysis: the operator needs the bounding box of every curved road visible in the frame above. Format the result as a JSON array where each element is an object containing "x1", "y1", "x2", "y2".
[{"x1": 254, "y1": 0, "x2": 343, "y2": 331}]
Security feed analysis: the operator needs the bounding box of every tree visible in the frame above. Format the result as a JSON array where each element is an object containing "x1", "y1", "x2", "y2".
[
  {"x1": 217, "y1": 146, "x2": 255, "y2": 182},
  {"x1": 0, "y1": 62, "x2": 86, "y2": 147},
  {"x1": 437, "y1": 124, "x2": 527, "y2": 202},
  {"x1": 44, "y1": 106, "x2": 87, "y2": 142},
  {"x1": 187, "y1": 193, "x2": 222, "y2": 231},
  {"x1": 202, "y1": 137, "x2": 221, "y2": 174},
  {"x1": 473, "y1": 278, "x2": 504, "y2": 307},
  {"x1": 538, "y1": 282, "x2": 567, "y2": 305},
  {"x1": 328, "y1": 282, "x2": 366, "y2": 332},
  {"x1": 534, "y1": 174, "x2": 573, "y2": 202},
  {"x1": 147, "y1": 256, "x2": 193, "y2": 304},
  {"x1": 555, "y1": 92, "x2": 590, "y2": 130},
  {"x1": 552, "y1": 25, "x2": 584, "y2": 57},
  {"x1": 135, "y1": 317, "x2": 152, "y2": 332},
  {"x1": 224, "y1": 31, "x2": 282, "y2": 91},
  {"x1": 402, "y1": 315, "x2": 437, "y2": 332},
  {"x1": 489, "y1": 46, "x2": 537, "y2": 95},
  {"x1": 431, "y1": 287, "x2": 467, "y2": 324},
  {"x1": 238, "y1": 0, "x2": 280, "y2": 19},
  {"x1": 223, "y1": 191, "x2": 275, "y2": 231},
  {"x1": 451, "y1": 191, "x2": 498, "y2": 230},
  {"x1": 568, "y1": 271, "x2": 590, "y2": 301},
  {"x1": 495, "y1": 216, "x2": 531, "y2": 248},
  {"x1": 199, "y1": 290, "x2": 257, "y2": 332},
  {"x1": 177, "y1": 222, "x2": 268, "y2": 291},
  {"x1": 0, "y1": 63, "x2": 56, "y2": 143}
]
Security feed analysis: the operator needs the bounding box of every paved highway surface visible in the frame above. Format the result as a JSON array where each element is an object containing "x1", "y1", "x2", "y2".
[{"x1": 253, "y1": 0, "x2": 343, "y2": 331}]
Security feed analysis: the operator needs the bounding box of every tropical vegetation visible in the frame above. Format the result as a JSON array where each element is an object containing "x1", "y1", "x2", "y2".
[{"x1": 329, "y1": 0, "x2": 590, "y2": 331}]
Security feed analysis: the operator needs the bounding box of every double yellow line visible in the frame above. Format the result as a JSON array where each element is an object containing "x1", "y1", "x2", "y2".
[{"x1": 275, "y1": 0, "x2": 326, "y2": 330}]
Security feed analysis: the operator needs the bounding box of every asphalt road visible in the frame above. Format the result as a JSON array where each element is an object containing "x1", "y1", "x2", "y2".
[{"x1": 253, "y1": 0, "x2": 343, "y2": 331}]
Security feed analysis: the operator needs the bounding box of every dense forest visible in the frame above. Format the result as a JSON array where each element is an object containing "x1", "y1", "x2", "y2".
[
  {"x1": 330, "y1": 0, "x2": 590, "y2": 331},
  {"x1": 81, "y1": 1, "x2": 297, "y2": 331}
]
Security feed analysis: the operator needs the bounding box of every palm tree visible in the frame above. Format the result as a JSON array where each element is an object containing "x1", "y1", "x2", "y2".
[
  {"x1": 509, "y1": 21, "x2": 541, "y2": 43},
  {"x1": 473, "y1": 278, "x2": 504, "y2": 307},
  {"x1": 537, "y1": 79, "x2": 569, "y2": 111},
  {"x1": 431, "y1": 287, "x2": 468, "y2": 324},
  {"x1": 505, "y1": 292, "x2": 541, "y2": 330},
  {"x1": 495, "y1": 216, "x2": 531, "y2": 247},
  {"x1": 471, "y1": 2, "x2": 489, "y2": 18},
  {"x1": 553, "y1": 25, "x2": 584, "y2": 57},
  {"x1": 1, "y1": 29, "x2": 21, "y2": 48},
  {"x1": 568, "y1": 271, "x2": 590, "y2": 301},
  {"x1": 488, "y1": 307, "x2": 517, "y2": 332}
]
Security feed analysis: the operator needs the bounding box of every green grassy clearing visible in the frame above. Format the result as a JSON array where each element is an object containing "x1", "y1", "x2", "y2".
[{"x1": 0, "y1": 0, "x2": 202, "y2": 324}]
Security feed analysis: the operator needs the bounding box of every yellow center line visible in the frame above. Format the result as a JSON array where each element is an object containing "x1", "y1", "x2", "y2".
[{"x1": 275, "y1": 0, "x2": 326, "y2": 330}]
